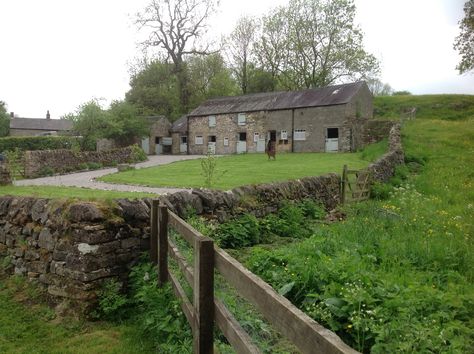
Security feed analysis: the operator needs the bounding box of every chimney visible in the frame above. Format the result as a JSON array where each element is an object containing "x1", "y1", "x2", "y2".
[
  {"x1": 46, "y1": 110, "x2": 51, "y2": 119},
  {"x1": 10, "y1": 112, "x2": 14, "y2": 118}
]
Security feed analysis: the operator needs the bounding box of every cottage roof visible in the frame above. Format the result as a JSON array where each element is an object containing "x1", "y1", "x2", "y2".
[
  {"x1": 10, "y1": 118, "x2": 73, "y2": 131},
  {"x1": 170, "y1": 115, "x2": 188, "y2": 133},
  {"x1": 188, "y1": 81, "x2": 366, "y2": 117}
]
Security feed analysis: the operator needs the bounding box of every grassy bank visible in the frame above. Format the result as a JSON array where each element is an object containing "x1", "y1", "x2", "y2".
[
  {"x1": 100, "y1": 143, "x2": 385, "y2": 190},
  {"x1": 374, "y1": 94, "x2": 474, "y2": 120}
]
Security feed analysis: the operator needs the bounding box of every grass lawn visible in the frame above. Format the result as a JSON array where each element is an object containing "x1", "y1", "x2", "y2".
[
  {"x1": 0, "y1": 185, "x2": 156, "y2": 200},
  {"x1": 100, "y1": 142, "x2": 386, "y2": 190}
]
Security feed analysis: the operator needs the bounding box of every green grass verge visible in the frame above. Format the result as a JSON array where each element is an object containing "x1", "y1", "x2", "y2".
[
  {"x1": 0, "y1": 276, "x2": 156, "y2": 354},
  {"x1": 374, "y1": 94, "x2": 474, "y2": 120},
  {"x1": 0, "y1": 186, "x2": 156, "y2": 200},
  {"x1": 243, "y1": 117, "x2": 474, "y2": 352},
  {"x1": 99, "y1": 146, "x2": 384, "y2": 190}
]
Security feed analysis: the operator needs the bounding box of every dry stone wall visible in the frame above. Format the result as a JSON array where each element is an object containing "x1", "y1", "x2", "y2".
[{"x1": 24, "y1": 146, "x2": 139, "y2": 178}]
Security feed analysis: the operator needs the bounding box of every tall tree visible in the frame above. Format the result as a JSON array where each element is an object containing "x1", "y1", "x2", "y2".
[
  {"x1": 226, "y1": 16, "x2": 259, "y2": 94},
  {"x1": 454, "y1": 0, "x2": 474, "y2": 74},
  {"x1": 136, "y1": 0, "x2": 219, "y2": 113},
  {"x1": 0, "y1": 101, "x2": 10, "y2": 137},
  {"x1": 106, "y1": 101, "x2": 149, "y2": 147},
  {"x1": 366, "y1": 78, "x2": 393, "y2": 96},
  {"x1": 255, "y1": 0, "x2": 379, "y2": 90}
]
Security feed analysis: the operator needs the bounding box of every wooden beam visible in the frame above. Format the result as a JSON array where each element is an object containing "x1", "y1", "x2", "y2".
[
  {"x1": 193, "y1": 237, "x2": 214, "y2": 354},
  {"x1": 158, "y1": 205, "x2": 169, "y2": 285},
  {"x1": 214, "y1": 248, "x2": 359, "y2": 354},
  {"x1": 168, "y1": 239, "x2": 194, "y2": 288},
  {"x1": 150, "y1": 199, "x2": 159, "y2": 265},
  {"x1": 215, "y1": 299, "x2": 261, "y2": 354},
  {"x1": 169, "y1": 272, "x2": 195, "y2": 331},
  {"x1": 169, "y1": 210, "x2": 204, "y2": 245}
]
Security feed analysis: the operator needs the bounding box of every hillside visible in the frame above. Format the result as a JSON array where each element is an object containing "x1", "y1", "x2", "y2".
[{"x1": 374, "y1": 94, "x2": 474, "y2": 120}]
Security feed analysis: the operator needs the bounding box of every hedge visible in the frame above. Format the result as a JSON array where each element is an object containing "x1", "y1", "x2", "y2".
[{"x1": 0, "y1": 136, "x2": 91, "y2": 153}]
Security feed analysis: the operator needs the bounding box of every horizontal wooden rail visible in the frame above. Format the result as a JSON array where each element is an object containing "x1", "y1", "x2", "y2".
[
  {"x1": 169, "y1": 210, "x2": 203, "y2": 245},
  {"x1": 214, "y1": 299, "x2": 261, "y2": 354},
  {"x1": 169, "y1": 271, "x2": 195, "y2": 329},
  {"x1": 168, "y1": 239, "x2": 194, "y2": 288},
  {"x1": 214, "y1": 248, "x2": 358, "y2": 354}
]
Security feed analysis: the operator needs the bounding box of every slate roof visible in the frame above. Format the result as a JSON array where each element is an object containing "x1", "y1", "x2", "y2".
[
  {"x1": 188, "y1": 81, "x2": 366, "y2": 117},
  {"x1": 170, "y1": 115, "x2": 188, "y2": 133},
  {"x1": 10, "y1": 118, "x2": 73, "y2": 131}
]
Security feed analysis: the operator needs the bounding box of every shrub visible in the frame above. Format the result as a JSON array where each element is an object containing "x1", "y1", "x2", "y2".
[
  {"x1": 215, "y1": 213, "x2": 262, "y2": 248},
  {"x1": 77, "y1": 162, "x2": 89, "y2": 170},
  {"x1": 370, "y1": 181, "x2": 392, "y2": 200},
  {"x1": 4, "y1": 148, "x2": 25, "y2": 179},
  {"x1": 37, "y1": 166, "x2": 55, "y2": 177},
  {"x1": 86, "y1": 162, "x2": 102, "y2": 170},
  {"x1": 94, "y1": 279, "x2": 128, "y2": 321},
  {"x1": 128, "y1": 144, "x2": 147, "y2": 163}
]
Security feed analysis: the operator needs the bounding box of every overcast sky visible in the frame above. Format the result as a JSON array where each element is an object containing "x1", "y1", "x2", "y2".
[{"x1": 0, "y1": 0, "x2": 472, "y2": 118}]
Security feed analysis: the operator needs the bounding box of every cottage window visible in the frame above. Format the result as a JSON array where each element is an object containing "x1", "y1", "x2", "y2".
[
  {"x1": 254, "y1": 132, "x2": 259, "y2": 142},
  {"x1": 237, "y1": 113, "x2": 246, "y2": 126},
  {"x1": 281, "y1": 130, "x2": 288, "y2": 140},
  {"x1": 223, "y1": 137, "x2": 229, "y2": 146},
  {"x1": 195, "y1": 136, "x2": 203, "y2": 145},
  {"x1": 208, "y1": 115, "x2": 216, "y2": 127},
  {"x1": 294, "y1": 129, "x2": 306, "y2": 141}
]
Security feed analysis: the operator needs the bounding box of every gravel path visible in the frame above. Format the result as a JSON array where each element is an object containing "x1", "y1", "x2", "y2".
[{"x1": 14, "y1": 155, "x2": 203, "y2": 195}]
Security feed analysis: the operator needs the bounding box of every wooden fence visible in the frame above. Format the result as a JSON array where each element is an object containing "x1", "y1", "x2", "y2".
[
  {"x1": 150, "y1": 200, "x2": 358, "y2": 354},
  {"x1": 341, "y1": 165, "x2": 371, "y2": 204}
]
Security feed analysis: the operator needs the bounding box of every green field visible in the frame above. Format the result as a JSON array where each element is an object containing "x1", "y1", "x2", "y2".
[
  {"x1": 0, "y1": 185, "x2": 156, "y2": 200},
  {"x1": 99, "y1": 143, "x2": 386, "y2": 190}
]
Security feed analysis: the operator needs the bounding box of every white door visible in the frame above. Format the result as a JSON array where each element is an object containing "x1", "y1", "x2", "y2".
[
  {"x1": 141, "y1": 138, "x2": 150, "y2": 155},
  {"x1": 155, "y1": 144, "x2": 163, "y2": 155},
  {"x1": 180, "y1": 143, "x2": 187, "y2": 153},
  {"x1": 237, "y1": 141, "x2": 247, "y2": 154},
  {"x1": 325, "y1": 138, "x2": 339, "y2": 152},
  {"x1": 208, "y1": 142, "x2": 216, "y2": 154},
  {"x1": 256, "y1": 138, "x2": 266, "y2": 152}
]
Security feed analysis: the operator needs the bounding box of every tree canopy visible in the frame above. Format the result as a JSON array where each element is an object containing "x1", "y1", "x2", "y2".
[
  {"x1": 454, "y1": 0, "x2": 474, "y2": 74},
  {"x1": 0, "y1": 101, "x2": 10, "y2": 137}
]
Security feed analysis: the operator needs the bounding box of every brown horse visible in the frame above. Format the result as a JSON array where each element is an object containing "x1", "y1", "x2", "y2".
[{"x1": 266, "y1": 141, "x2": 276, "y2": 160}]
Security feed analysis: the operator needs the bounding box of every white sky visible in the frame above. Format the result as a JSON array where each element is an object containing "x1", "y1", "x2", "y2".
[{"x1": 0, "y1": 0, "x2": 472, "y2": 118}]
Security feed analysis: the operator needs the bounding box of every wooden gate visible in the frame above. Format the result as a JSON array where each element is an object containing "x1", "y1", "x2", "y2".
[{"x1": 341, "y1": 165, "x2": 372, "y2": 204}]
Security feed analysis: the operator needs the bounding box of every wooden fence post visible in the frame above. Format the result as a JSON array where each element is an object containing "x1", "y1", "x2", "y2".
[
  {"x1": 341, "y1": 165, "x2": 348, "y2": 205},
  {"x1": 158, "y1": 205, "x2": 169, "y2": 286},
  {"x1": 150, "y1": 199, "x2": 159, "y2": 265},
  {"x1": 193, "y1": 238, "x2": 214, "y2": 354}
]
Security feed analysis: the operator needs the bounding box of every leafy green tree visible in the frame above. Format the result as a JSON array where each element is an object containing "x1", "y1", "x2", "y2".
[
  {"x1": 65, "y1": 100, "x2": 111, "y2": 150},
  {"x1": 105, "y1": 101, "x2": 149, "y2": 146},
  {"x1": 0, "y1": 101, "x2": 10, "y2": 137},
  {"x1": 454, "y1": 0, "x2": 474, "y2": 74},
  {"x1": 255, "y1": 0, "x2": 379, "y2": 89},
  {"x1": 246, "y1": 65, "x2": 278, "y2": 93},
  {"x1": 366, "y1": 78, "x2": 394, "y2": 96},
  {"x1": 126, "y1": 60, "x2": 181, "y2": 119}
]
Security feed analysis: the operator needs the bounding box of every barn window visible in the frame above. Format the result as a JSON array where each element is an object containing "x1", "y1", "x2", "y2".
[
  {"x1": 208, "y1": 135, "x2": 216, "y2": 142},
  {"x1": 294, "y1": 129, "x2": 306, "y2": 141},
  {"x1": 223, "y1": 137, "x2": 229, "y2": 146},
  {"x1": 281, "y1": 130, "x2": 288, "y2": 140},
  {"x1": 238, "y1": 113, "x2": 246, "y2": 125},
  {"x1": 239, "y1": 132, "x2": 247, "y2": 141},
  {"x1": 155, "y1": 137, "x2": 161, "y2": 144},
  {"x1": 181, "y1": 136, "x2": 187, "y2": 144},
  {"x1": 254, "y1": 132, "x2": 259, "y2": 142},
  {"x1": 208, "y1": 115, "x2": 216, "y2": 127},
  {"x1": 327, "y1": 128, "x2": 339, "y2": 139},
  {"x1": 195, "y1": 136, "x2": 203, "y2": 145}
]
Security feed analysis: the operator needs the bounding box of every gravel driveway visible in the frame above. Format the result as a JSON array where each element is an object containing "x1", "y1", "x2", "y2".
[{"x1": 14, "y1": 155, "x2": 203, "y2": 195}]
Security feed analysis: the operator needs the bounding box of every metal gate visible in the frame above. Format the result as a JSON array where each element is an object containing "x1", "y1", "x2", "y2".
[{"x1": 341, "y1": 165, "x2": 372, "y2": 204}]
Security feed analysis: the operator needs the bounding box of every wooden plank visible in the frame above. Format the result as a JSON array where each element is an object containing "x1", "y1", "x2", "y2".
[
  {"x1": 150, "y1": 199, "x2": 159, "y2": 265},
  {"x1": 215, "y1": 299, "x2": 261, "y2": 354},
  {"x1": 168, "y1": 210, "x2": 203, "y2": 245},
  {"x1": 341, "y1": 165, "x2": 347, "y2": 205},
  {"x1": 193, "y1": 238, "x2": 214, "y2": 354},
  {"x1": 158, "y1": 205, "x2": 169, "y2": 285},
  {"x1": 168, "y1": 239, "x2": 194, "y2": 288},
  {"x1": 214, "y1": 248, "x2": 359, "y2": 354},
  {"x1": 169, "y1": 272, "x2": 195, "y2": 331}
]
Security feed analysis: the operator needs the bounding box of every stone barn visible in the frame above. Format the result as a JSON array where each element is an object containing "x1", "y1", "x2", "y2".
[
  {"x1": 186, "y1": 81, "x2": 372, "y2": 155},
  {"x1": 140, "y1": 116, "x2": 172, "y2": 155}
]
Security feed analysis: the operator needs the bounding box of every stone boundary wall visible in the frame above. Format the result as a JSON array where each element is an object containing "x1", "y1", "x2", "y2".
[
  {"x1": 0, "y1": 124, "x2": 404, "y2": 309},
  {"x1": 363, "y1": 119, "x2": 397, "y2": 145},
  {"x1": 24, "y1": 146, "x2": 138, "y2": 178}
]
